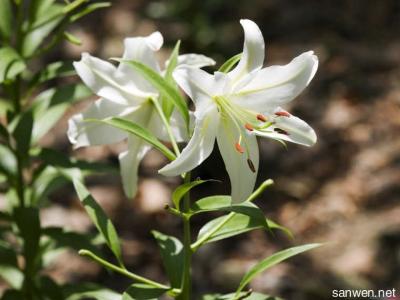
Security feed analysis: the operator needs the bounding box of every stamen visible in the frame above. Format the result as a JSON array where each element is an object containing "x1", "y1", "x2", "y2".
[
  {"x1": 235, "y1": 142, "x2": 244, "y2": 154},
  {"x1": 247, "y1": 158, "x2": 256, "y2": 173},
  {"x1": 274, "y1": 128, "x2": 289, "y2": 135},
  {"x1": 275, "y1": 111, "x2": 290, "y2": 117},
  {"x1": 244, "y1": 123, "x2": 254, "y2": 131},
  {"x1": 256, "y1": 114, "x2": 267, "y2": 122}
]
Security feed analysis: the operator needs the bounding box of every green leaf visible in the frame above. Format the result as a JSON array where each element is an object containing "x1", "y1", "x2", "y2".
[
  {"x1": 197, "y1": 213, "x2": 291, "y2": 245},
  {"x1": 203, "y1": 292, "x2": 281, "y2": 300},
  {"x1": 0, "y1": 242, "x2": 23, "y2": 289},
  {"x1": 63, "y1": 31, "x2": 82, "y2": 45},
  {"x1": 236, "y1": 243, "x2": 322, "y2": 294},
  {"x1": 73, "y1": 179, "x2": 124, "y2": 267},
  {"x1": 32, "y1": 102, "x2": 68, "y2": 142},
  {"x1": 161, "y1": 40, "x2": 180, "y2": 119},
  {"x1": 0, "y1": 47, "x2": 26, "y2": 83},
  {"x1": 12, "y1": 109, "x2": 33, "y2": 166},
  {"x1": 151, "y1": 231, "x2": 183, "y2": 288},
  {"x1": 191, "y1": 196, "x2": 267, "y2": 220},
  {"x1": 13, "y1": 207, "x2": 41, "y2": 275},
  {"x1": 172, "y1": 179, "x2": 209, "y2": 209},
  {"x1": 70, "y1": 2, "x2": 111, "y2": 22},
  {"x1": 218, "y1": 53, "x2": 241, "y2": 73},
  {"x1": 122, "y1": 283, "x2": 169, "y2": 300},
  {"x1": 0, "y1": 143, "x2": 16, "y2": 177},
  {"x1": 120, "y1": 59, "x2": 190, "y2": 129},
  {"x1": 97, "y1": 117, "x2": 176, "y2": 161},
  {"x1": 63, "y1": 283, "x2": 121, "y2": 300},
  {"x1": 31, "y1": 83, "x2": 91, "y2": 142},
  {"x1": 0, "y1": 0, "x2": 13, "y2": 42},
  {"x1": 22, "y1": 2, "x2": 64, "y2": 57},
  {"x1": 29, "y1": 61, "x2": 75, "y2": 88}
]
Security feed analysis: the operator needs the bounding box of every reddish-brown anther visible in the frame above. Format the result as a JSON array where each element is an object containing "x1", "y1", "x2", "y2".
[
  {"x1": 275, "y1": 111, "x2": 291, "y2": 117},
  {"x1": 256, "y1": 114, "x2": 267, "y2": 122},
  {"x1": 247, "y1": 158, "x2": 256, "y2": 173},
  {"x1": 235, "y1": 142, "x2": 244, "y2": 153},
  {"x1": 274, "y1": 128, "x2": 289, "y2": 135},
  {"x1": 244, "y1": 123, "x2": 254, "y2": 131}
]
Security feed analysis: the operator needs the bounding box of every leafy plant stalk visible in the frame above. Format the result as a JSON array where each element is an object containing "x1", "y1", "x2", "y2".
[{"x1": 179, "y1": 172, "x2": 192, "y2": 300}]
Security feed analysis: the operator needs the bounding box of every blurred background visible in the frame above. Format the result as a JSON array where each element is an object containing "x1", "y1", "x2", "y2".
[{"x1": 3, "y1": 0, "x2": 400, "y2": 299}]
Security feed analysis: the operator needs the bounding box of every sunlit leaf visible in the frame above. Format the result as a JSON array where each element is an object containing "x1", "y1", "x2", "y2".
[
  {"x1": 70, "y1": 2, "x2": 111, "y2": 22},
  {"x1": 218, "y1": 53, "x2": 241, "y2": 73},
  {"x1": 203, "y1": 292, "x2": 282, "y2": 300},
  {"x1": 122, "y1": 283, "x2": 168, "y2": 300},
  {"x1": 63, "y1": 283, "x2": 121, "y2": 300},
  {"x1": 0, "y1": 0, "x2": 13, "y2": 42},
  {"x1": 29, "y1": 61, "x2": 75, "y2": 88},
  {"x1": 161, "y1": 40, "x2": 180, "y2": 119},
  {"x1": 23, "y1": 2, "x2": 64, "y2": 57},
  {"x1": 236, "y1": 243, "x2": 322, "y2": 294},
  {"x1": 152, "y1": 231, "x2": 183, "y2": 288},
  {"x1": 172, "y1": 179, "x2": 209, "y2": 209},
  {"x1": 120, "y1": 59, "x2": 190, "y2": 129},
  {"x1": 63, "y1": 31, "x2": 82, "y2": 45},
  {"x1": 97, "y1": 117, "x2": 176, "y2": 161},
  {"x1": 0, "y1": 47, "x2": 26, "y2": 83},
  {"x1": 73, "y1": 179, "x2": 124, "y2": 267},
  {"x1": 197, "y1": 213, "x2": 291, "y2": 245}
]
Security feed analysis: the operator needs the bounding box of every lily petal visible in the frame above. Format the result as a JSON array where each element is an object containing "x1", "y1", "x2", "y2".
[
  {"x1": 256, "y1": 109, "x2": 317, "y2": 146},
  {"x1": 159, "y1": 106, "x2": 219, "y2": 176},
  {"x1": 74, "y1": 53, "x2": 152, "y2": 105},
  {"x1": 119, "y1": 135, "x2": 151, "y2": 198},
  {"x1": 173, "y1": 67, "x2": 217, "y2": 115},
  {"x1": 118, "y1": 32, "x2": 163, "y2": 92},
  {"x1": 217, "y1": 115, "x2": 259, "y2": 203},
  {"x1": 67, "y1": 98, "x2": 129, "y2": 148},
  {"x1": 174, "y1": 53, "x2": 216, "y2": 68},
  {"x1": 228, "y1": 19, "x2": 265, "y2": 84},
  {"x1": 232, "y1": 51, "x2": 318, "y2": 111}
]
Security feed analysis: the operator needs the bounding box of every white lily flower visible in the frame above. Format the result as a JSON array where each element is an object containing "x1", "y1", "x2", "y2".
[
  {"x1": 68, "y1": 31, "x2": 215, "y2": 198},
  {"x1": 159, "y1": 19, "x2": 318, "y2": 203}
]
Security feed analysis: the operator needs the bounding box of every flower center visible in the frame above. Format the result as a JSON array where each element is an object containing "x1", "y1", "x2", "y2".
[{"x1": 213, "y1": 95, "x2": 275, "y2": 172}]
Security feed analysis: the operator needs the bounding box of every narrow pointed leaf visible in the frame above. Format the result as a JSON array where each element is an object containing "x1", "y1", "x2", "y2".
[
  {"x1": 151, "y1": 231, "x2": 183, "y2": 288},
  {"x1": 0, "y1": 0, "x2": 13, "y2": 42},
  {"x1": 236, "y1": 243, "x2": 322, "y2": 294},
  {"x1": 70, "y1": 2, "x2": 112, "y2": 22},
  {"x1": 162, "y1": 40, "x2": 180, "y2": 119},
  {"x1": 218, "y1": 53, "x2": 242, "y2": 73},
  {"x1": 197, "y1": 213, "x2": 291, "y2": 244},
  {"x1": 64, "y1": 283, "x2": 121, "y2": 300},
  {"x1": 29, "y1": 61, "x2": 75, "y2": 88},
  {"x1": 172, "y1": 179, "x2": 209, "y2": 209},
  {"x1": 203, "y1": 292, "x2": 281, "y2": 300},
  {"x1": 122, "y1": 283, "x2": 168, "y2": 300},
  {"x1": 73, "y1": 179, "x2": 124, "y2": 267},
  {"x1": 97, "y1": 117, "x2": 176, "y2": 161},
  {"x1": 120, "y1": 60, "x2": 190, "y2": 128},
  {"x1": 12, "y1": 109, "x2": 33, "y2": 166},
  {"x1": 0, "y1": 47, "x2": 26, "y2": 83}
]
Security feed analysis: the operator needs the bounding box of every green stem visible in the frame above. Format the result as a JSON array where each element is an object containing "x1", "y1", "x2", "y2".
[
  {"x1": 150, "y1": 97, "x2": 181, "y2": 156},
  {"x1": 178, "y1": 172, "x2": 192, "y2": 300},
  {"x1": 79, "y1": 250, "x2": 170, "y2": 290},
  {"x1": 191, "y1": 179, "x2": 274, "y2": 251}
]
